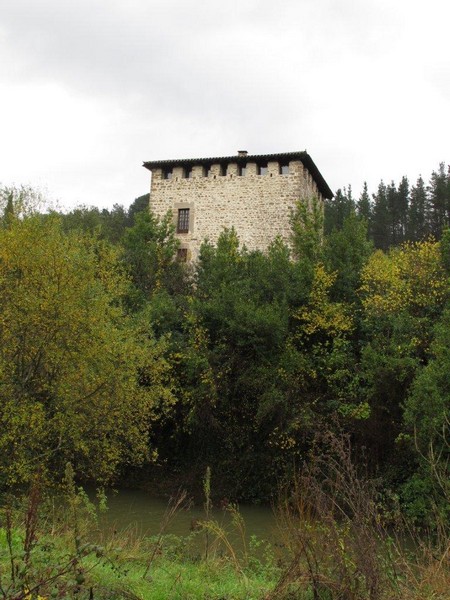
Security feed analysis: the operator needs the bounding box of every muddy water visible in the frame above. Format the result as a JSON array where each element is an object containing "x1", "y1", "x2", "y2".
[{"x1": 99, "y1": 488, "x2": 277, "y2": 543}]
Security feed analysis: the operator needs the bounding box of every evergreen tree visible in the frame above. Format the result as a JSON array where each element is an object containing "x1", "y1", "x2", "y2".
[
  {"x1": 324, "y1": 195, "x2": 338, "y2": 235},
  {"x1": 427, "y1": 163, "x2": 450, "y2": 239},
  {"x1": 356, "y1": 181, "x2": 372, "y2": 224},
  {"x1": 386, "y1": 178, "x2": 409, "y2": 247},
  {"x1": 128, "y1": 193, "x2": 150, "y2": 223},
  {"x1": 324, "y1": 187, "x2": 354, "y2": 235},
  {"x1": 60, "y1": 198, "x2": 149, "y2": 245},
  {"x1": 371, "y1": 181, "x2": 390, "y2": 250},
  {"x1": 122, "y1": 210, "x2": 181, "y2": 306},
  {"x1": 440, "y1": 228, "x2": 450, "y2": 274},
  {"x1": 402, "y1": 303, "x2": 450, "y2": 522},
  {"x1": 345, "y1": 184, "x2": 355, "y2": 210},
  {"x1": 100, "y1": 203, "x2": 131, "y2": 244},
  {"x1": 324, "y1": 212, "x2": 373, "y2": 303},
  {"x1": 396, "y1": 176, "x2": 409, "y2": 244},
  {"x1": 386, "y1": 181, "x2": 398, "y2": 245},
  {"x1": 290, "y1": 197, "x2": 324, "y2": 267},
  {"x1": 407, "y1": 176, "x2": 428, "y2": 241}
]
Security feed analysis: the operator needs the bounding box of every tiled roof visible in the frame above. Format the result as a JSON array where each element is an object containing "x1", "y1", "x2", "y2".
[{"x1": 143, "y1": 151, "x2": 333, "y2": 199}]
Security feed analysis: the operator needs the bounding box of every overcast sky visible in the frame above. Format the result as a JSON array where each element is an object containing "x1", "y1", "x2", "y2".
[{"x1": 1, "y1": 0, "x2": 449, "y2": 210}]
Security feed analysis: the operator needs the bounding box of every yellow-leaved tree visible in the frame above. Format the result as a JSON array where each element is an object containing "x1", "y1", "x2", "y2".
[
  {"x1": 359, "y1": 240, "x2": 447, "y2": 319},
  {"x1": 356, "y1": 240, "x2": 448, "y2": 467},
  {"x1": 0, "y1": 213, "x2": 172, "y2": 487}
]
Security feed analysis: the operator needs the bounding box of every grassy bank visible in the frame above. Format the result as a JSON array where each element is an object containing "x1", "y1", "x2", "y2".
[
  {"x1": 1, "y1": 438, "x2": 448, "y2": 600},
  {"x1": 1, "y1": 495, "x2": 449, "y2": 600},
  {"x1": 2, "y1": 514, "x2": 449, "y2": 600},
  {"x1": 0, "y1": 523, "x2": 278, "y2": 600},
  {"x1": 0, "y1": 487, "x2": 279, "y2": 600}
]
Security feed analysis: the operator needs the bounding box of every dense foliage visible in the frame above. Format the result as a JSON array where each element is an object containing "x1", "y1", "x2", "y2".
[
  {"x1": 0, "y1": 204, "x2": 173, "y2": 488},
  {"x1": 0, "y1": 171, "x2": 449, "y2": 525},
  {"x1": 325, "y1": 163, "x2": 450, "y2": 247}
]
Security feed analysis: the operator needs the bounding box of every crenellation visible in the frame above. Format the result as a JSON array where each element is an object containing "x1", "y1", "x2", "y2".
[
  {"x1": 192, "y1": 165, "x2": 204, "y2": 178},
  {"x1": 143, "y1": 150, "x2": 333, "y2": 260},
  {"x1": 227, "y1": 163, "x2": 239, "y2": 176},
  {"x1": 172, "y1": 166, "x2": 184, "y2": 179},
  {"x1": 267, "y1": 161, "x2": 279, "y2": 175},
  {"x1": 246, "y1": 162, "x2": 258, "y2": 175},
  {"x1": 209, "y1": 163, "x2": 222, "y2": 176}
]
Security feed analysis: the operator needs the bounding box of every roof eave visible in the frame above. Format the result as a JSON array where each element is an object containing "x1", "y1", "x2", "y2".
[{"x1": 143, "y1": 151, "x2": 333, "y2": 199}]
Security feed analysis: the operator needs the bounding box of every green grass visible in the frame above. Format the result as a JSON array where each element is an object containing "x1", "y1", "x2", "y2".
[
  {"x1": 0, "y1": 525, "x2": 278, "y2": 600},
  {"x1": 87, "y1": 556, "x2": 274, "y2": 599}
]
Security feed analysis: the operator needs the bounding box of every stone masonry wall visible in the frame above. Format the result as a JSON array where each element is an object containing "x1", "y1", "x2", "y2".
[{"x1": 149, "y1": 159, "x2": 322, "y2": 260}]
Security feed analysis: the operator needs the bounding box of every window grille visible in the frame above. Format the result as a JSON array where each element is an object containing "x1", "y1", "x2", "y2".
[{"x1": 177, "y1": 208, "x2": 190, "y2": 233}]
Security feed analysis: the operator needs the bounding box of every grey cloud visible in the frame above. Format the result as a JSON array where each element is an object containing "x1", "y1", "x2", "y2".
[
  {"x1": 2, "y1": 0, "x2": 446, "y2": 209},
  {"x1": 0, "y1": 0, "x2": 387, "y2": 121}
]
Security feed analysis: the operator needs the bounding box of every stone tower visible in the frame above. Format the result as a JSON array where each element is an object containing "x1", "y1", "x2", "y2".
[{"x1": 143, "y1": 150, "x2": 333, "y2": 261}]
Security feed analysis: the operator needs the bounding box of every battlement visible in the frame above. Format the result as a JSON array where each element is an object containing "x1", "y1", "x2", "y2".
[{"x1": 143, "y1": 151, "x2": 332, "y2": 261}]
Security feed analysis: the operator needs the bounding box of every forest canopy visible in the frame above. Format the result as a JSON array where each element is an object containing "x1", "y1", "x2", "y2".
[{"x1": 0, "y1": 163, "x2": 449, "y2": 526}]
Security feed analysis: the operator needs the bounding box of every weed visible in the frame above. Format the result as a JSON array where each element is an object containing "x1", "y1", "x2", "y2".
[{"x1": 268, "y1": 431, "x2": 449, "y2": 600}]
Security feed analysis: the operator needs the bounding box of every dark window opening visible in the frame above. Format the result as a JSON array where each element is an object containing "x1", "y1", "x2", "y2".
[
  {"x1": 219, "y1": 164, "x2": 225, "y2": 176},
  {"x1": 163, "y1": 169, "x2": 173, "y2": 180},
  {"x1": 281, "y1": 164, "x2": 289, "y2": 175},
  {"x1": 177, "y1": 248, "x2": 188, "y2": 262},
  {"x1": 177, "y1": 208, "x2": 190, "y2": 233},
  {"x1": 238, "y1": 165, "x2": 247, "y2": 176},
  {"x1": 258, "y1": 164, "x2": 268, "y2": 175}
]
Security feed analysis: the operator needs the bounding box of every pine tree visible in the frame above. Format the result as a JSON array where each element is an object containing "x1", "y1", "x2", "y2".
[
  {"x1": 387, "y1": 181, "x2": 398, "y2": 245},
  {"x1": 407, "y1": 176, "x2": 428, "y2": 241},
  {"x1": 396, "y1": 176, "x2": 409, "y2": 244},
  {"x1": 324, "y1": 195, "x2": 337, "y2": 235},
  {"x1": 385, "y1": 177, "x2": 409, "y2": 247},
  {"x1": 324, "y1": 187, "x2": 355, "y2": 235},
  {"x1": 356, "y1": 181, "x2": 372, "y2": 224},
  {"x1": 371, "y1": 181, "x2": 390, "y2": 250},
  {"x1": 427, "y1": 163, "x2": 450, "y2": 239}
]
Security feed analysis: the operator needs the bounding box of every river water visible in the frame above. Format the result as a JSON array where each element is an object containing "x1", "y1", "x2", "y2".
[{"x1": 98, "y1": 488, "x2": 277, "y2": 543}]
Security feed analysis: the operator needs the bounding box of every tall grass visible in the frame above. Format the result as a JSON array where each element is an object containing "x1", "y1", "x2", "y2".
[
  {"x1": 269, "y1": 431, "x2": 449, "y2": 600},
  {"x1": 0, "y1": 470, "x2": 277, "y2": 599},
  {"x1": 0, "y1": 442, "x2": 448, "y2": 599}
]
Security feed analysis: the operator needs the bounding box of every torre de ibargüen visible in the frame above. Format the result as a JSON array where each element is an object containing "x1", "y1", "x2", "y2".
[{"x1": 143, "y1": 150, "x2": 333, "y2": 262}]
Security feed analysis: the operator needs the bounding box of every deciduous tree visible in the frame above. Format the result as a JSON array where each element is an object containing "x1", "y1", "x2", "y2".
[{"x1": 0, "y1": 215, "x2": 171, "y2": 487}]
